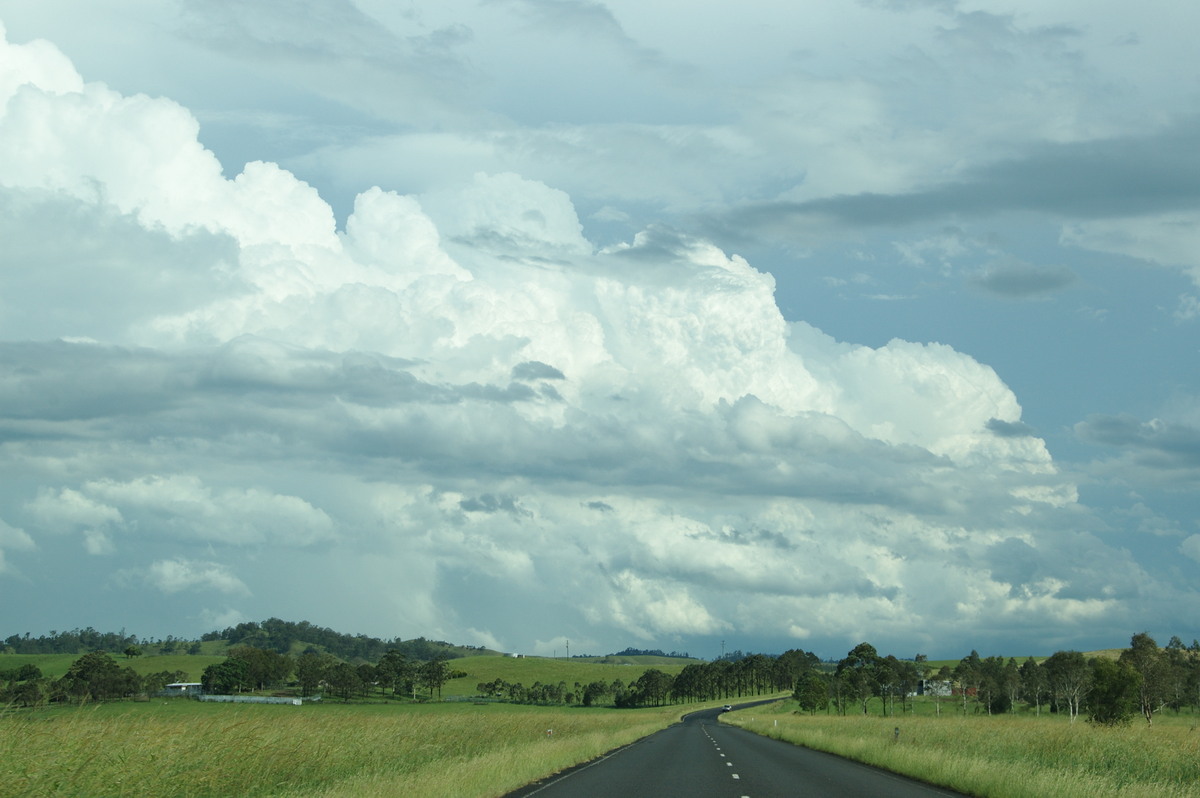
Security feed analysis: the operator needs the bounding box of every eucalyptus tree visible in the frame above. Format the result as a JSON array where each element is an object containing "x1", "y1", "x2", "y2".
[
  {"x1": 227, "y1": 645, "x2": 292, "y2": 691},
  {"x1": 377, "y1": 649, "x2": 415, "y2": 697},
  {"x1": 1119, "y1": 632, "x2": 1167, "y2": 725},
  {"x1": 357, "y1": 663, "x2": 378, "y2": 697},
  {"x1": 1019, "y1": 657, "x2": 1048, "y2": 715},
  {"x1": 296, "y1": 651, "x2": 335, "y2": 697},
  {"x1": 1043, "y1": 650, "x2": 1091, "y2": 722},
  {"x1": 581, "y1": 680, "x2": 611, "y2": 706},
  {"x1": 202, "y1": 657, "x2": 250, "y2": 694},
  {"x1": 776, "y1": 648, "x2": 821, "y2": 692},
  {"x1": 670, "y1": 663, "x2": 709, "y2": 703},
  {"x1": 419, "y1": 656, "x2": 450, "y2": 699},
  {"x1": 793, "y1": 671, "x2": 829, "y2": 714},
  {"x1": 631, "y1": 669, "x2": 673, "y2": 706},
  {"x1": 1001, "y1": 658, "x2": 1022, "y2": 713},
  {"x1": 1088, "y1": 657, "x2": 1141, "y2": 726},
  {"x1": 975, "y1": 655, "x2": 1011, "y2": 714},
  {"x1": 932, "y1": 665, "x2": 953, "y2": 717},
  {"x1": 58, "y1": 651, "x2": 141, "y2": 702},
  {"x1": 837, "y1": 642, "x2": 884, "y2": 715},
  {"x1": 325, "y1": 661, "x2": 363, "y2": 701},
  {"x1": 1163, "y1": 636, "x2": 1191, "y2": 711},
  {"x1": 954, "y1": 650, "x2": 982, "y2": 715}
]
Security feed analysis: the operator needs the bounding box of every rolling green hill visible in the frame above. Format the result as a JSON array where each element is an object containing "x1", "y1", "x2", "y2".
[{"x1": 438, "y1": 653, "x2": 695, "y2": 697}]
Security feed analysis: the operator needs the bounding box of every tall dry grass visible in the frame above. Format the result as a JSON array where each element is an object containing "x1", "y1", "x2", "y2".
[
  {"x1": 2, "y1": 701, "x2": 683, "y2": 798},
  {"x1": 725, "y1": 704, "x2": 1200, "y2": 798}
]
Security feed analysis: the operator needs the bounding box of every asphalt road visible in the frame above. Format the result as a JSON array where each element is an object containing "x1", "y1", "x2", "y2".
[{"x1": 502, "y1": 702, "x2": 969, "y2": 798}]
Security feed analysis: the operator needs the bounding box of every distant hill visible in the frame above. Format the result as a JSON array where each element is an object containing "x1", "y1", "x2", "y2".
[
  {"x1": 3, "y1": 618, "x2": 495, "y2": 663},
  {"x1": 608, "y1": 647, "x2": 694, "y2": 659},
  {"x1": 3, "y1": 627, "x2": 141, "y2": 656},
  {"x1": 202, "y1": 618, "x2": 495, "y2": 662},
  {"x1": 573, "y1": 654, "x2": 704, "y2": 666}
]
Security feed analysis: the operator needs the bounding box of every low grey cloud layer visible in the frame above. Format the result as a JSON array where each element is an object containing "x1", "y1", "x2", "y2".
[{"x1": 1, "y1": 2, "x2": 1198, "y2": 659}]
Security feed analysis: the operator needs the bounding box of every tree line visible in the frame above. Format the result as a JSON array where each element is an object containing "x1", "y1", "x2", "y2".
[
  {"x1": 9, "y1": 628, "x2": 1198, "y2": 721},
  {"x1": 201, "y1": 647, "x2": 467, "y2": 702},
  {"x1": 3, "y1": 627, "x2": 142, "y2": 655},
  {"x1": 2, "y1": 618, "x2": 489, "y2": 662},
  {"x1": 818, "y1": 633, "x2": 1200, "y2": 726},
  {"x1": 0, "y1": 646, "x2": 471, "y2": 707},
  {"x1": 477, "y1": 649, "x2": 822, "y2": 708},
  {"x1": 603, "y1": 647, "x2": 693, "y2": 659}
]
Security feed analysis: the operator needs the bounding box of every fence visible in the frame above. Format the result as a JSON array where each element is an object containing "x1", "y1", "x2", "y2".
[{"x1": 197, "y1": 694, "x2": 319, "y2": 705}]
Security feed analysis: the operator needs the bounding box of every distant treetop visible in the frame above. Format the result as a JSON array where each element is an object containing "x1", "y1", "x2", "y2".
[
  {"x1": 612, "y1": 647, "x2": 692, "y2": 659},
  {"x1": 3, "y1": 618, "x2": 492, "y2": 662}
]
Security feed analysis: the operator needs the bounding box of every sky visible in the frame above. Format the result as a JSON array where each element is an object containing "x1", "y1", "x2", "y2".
[{"x1": 1, "y1": 0, "x2": 1198, "y2": 661}]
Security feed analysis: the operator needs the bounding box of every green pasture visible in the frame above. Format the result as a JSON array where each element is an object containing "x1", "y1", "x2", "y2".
[
  {"x1": 569, "y1": 654, "x2": 702, "y2": 666},
  {"x1": 727, "y1": 698, "x2": 1200, "y2": 798},
  {"x1": 14, "y1": 692, "x2": 1200, "y2": 798},
  {"x1": 440, "y1": 653, "x2": 693, "y2": 696},
  {"x1": 3, "y1": 693, "x2": 701, "y2": 798},
  {"x1": 0, "y1": 650, "x2": 694, "y2": 701},
  {"x1": 920, "y1": 648, "x2": 1122, "y2": 673},
  {"x1": 0, "y1": 651, "x2": 223, "y2": 681}
]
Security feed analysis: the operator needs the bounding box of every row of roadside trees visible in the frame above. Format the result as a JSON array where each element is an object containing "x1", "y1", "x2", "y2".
[
  {"x1": 824, "y1": 633, "x2": 1198, "y2": 726},
  {"x1": 10, "y1": 632, "x2": 1196, "y2": 721},
  {"x1": 1, "y1": 647, "x2": 463, "y2": 707},
  {"x1": 478, "y1": 650, "x2": 824, "y2": 708},
  {"x1": 201, "y1": 647, "x2": 463, "y2": 701}
]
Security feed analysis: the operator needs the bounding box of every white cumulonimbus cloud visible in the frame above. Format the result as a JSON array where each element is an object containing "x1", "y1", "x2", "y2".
[
  {"x1": 0, "y1": 20, "x2": 1151, "y2": 654},
  {"x1": 144, "y1": 558, "x2": 251, "y2": 597}
]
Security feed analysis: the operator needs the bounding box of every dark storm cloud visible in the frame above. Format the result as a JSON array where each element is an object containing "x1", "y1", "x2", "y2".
[
  {"x1": 488, "y1": 0, "x2": 665, "y2": 66},
  {"x1": 0, "y1": 190, "x2": 243, "y2": 341},
  {"x1": 0, "y1": 340, "x2": 559, "y2": 445},
  {"x1": 1075, "y1": 414, "x2": 1200, "y2": 468},
  {"x1": 857, "y1": 0, "x2": 957, "y2": 11},
  {"x1": 458, "y1": 493, "x2": 525, "y2": 515},
  {"x1": 713, "y1": 119, "x2": 1200, "y2": 236},
  {"x1": 971, "y1": 262, "x2": 1076, "y2": 298},
  {"x1": 984, "y1": 537, "x2": 1040, "y2": 590},
  {"x1": 706, "y1": 525, "x2": 797, "y2": 551},
  {"x1": 179, "y1": 0, "x2": 469, "y2": 70},
  {"x1": 197, "y1": 339, "x2": 447, "y2": 406},
  {"x1": 987, "y1": 418, "x2": 1037, "y2": 438},
  {"x1": 0, "y1": 341, "x2": 189, "y2": 422},
  {"x1": 511, "y1": 360, "x2": 566, "y2": 381},
  {"x1": 455, "y1": 382, "x2": 540, "y2": 403}
]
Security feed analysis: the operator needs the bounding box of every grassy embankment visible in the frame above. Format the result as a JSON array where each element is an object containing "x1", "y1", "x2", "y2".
[
  {"x1": 2, "y1": 699, "x2": 703, "y2": 798},
  {"x1": 723, "y1": 699, "x2": 1200, "y2": 798}
]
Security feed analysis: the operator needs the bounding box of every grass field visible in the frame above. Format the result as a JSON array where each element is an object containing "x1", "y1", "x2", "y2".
[
  {"x1": 0, "y1": 652, "x2": 225, "y2": 682},
  {"x1": 919, "y1": 649, "x2": 1123, "y2": 673},
  {"x1": 11, "y1": 665, "x2": 1200, "y2": 798},
  {"x1": 2, "y1": 697, "x2": 698, "y2": 797},
  {"x1": 438, "y1": 653, "x2": 693, "y2": 697},
  {"x1": 0, "y1": 650, "x2": 693, "y2": 700},
  {"x1": 723, "y1": 699, "x2": 1200, "y2": 798}
]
